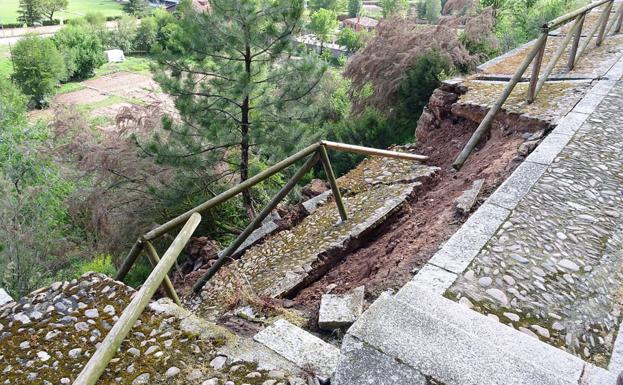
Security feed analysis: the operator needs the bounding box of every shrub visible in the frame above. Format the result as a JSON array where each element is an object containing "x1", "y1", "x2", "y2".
[
  {"x1": 75, "y1": 254, "x2": 117, "y2": 276},
  {"x1": 0, "y1": 22, "x2": 26, "y2": 28},
  {"x1": 41, "y1": 19, "x2": 61, "y2": 26},
  {"x1": 134, "y1": 16, "x2": 158, "y2": 52},
  {"x1": 84, "y1": 12, "x2": 106, "y2": 26},
  {"x1": 54, "y1": 24, "x2": 106, "y2": 80},
  {"x1": 11, "y1": 35, "x2": 66, "y2": 107},
  {"x1": 103, "y1": 16, "x2": 138, "y2": 53}
]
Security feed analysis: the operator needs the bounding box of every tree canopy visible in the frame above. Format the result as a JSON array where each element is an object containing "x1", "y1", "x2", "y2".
[
  {"x1": 309, "y1": 8, "x2": 339, "y2": 53},
  {"x1": 151, "y1": 0, "x2": 327, "y2": 218}
]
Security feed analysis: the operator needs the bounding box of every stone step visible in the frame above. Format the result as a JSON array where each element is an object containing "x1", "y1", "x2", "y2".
[
  {"x1": 336, "y1": 290, "x2": 617, "y2": 385},
  {"x1": 253, "y1": 319, "x2": 340, "y2": 382}
]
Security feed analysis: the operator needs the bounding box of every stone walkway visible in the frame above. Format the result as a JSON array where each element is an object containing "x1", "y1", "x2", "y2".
[
  {"x1": 447, "y1": 77, "x2": 623, "y2": 368},
  {"x1": 334, "y1": 45, "x2": 623, "y2": 385}
]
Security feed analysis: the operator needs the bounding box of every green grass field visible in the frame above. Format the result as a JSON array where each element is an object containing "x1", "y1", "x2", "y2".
[{"x1": 0, "y1": 0, "x2": 124, "y2": 24}]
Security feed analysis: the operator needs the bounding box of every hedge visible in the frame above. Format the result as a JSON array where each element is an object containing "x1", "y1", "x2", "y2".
[{"x1": 0, "y1": 22, "x2": 26, "y2": 29}]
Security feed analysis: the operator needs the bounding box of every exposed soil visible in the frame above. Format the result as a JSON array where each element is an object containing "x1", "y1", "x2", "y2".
[{"x1": 292, "y1": 107, "x2": 536, "y2": 316}]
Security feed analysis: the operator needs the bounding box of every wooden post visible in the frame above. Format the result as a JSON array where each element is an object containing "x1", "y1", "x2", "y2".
[
  {"x1": 144, "y1": 241, "x2": 182, "y2": 306},
  {"x1": 535, "y1": 15, "x2": 583, "y2": 97},
  {"x1": 452, "y1": 33, "x2": 549, "y2": 170},
  {"x1": 612, "y1": 1, "x2": 623, "y2": 33},
  {"x1": 192, "y1": 153, "x2": 320, "y2": 294},
  {"x1": 319, "y1": 145, "x2": 348, "y2": 222},
  {"x1": 596, "y1": 1, "x2": 613, "y2": 46},
  {"x1": 527, "y1": 31, "x2": 548, "y2": 103},
  {"x1": 72, "y1": 213, "x2": 202, "y2": 385},
  {"x1": 575, "y1": 3, "x2": 613, "y2": 64},
  {"x1": 567, "y1": 14, "x2": 586, "y2": 71},
  {"x1": 115, "y1": 240, "x2": 143, "y2": 281}
]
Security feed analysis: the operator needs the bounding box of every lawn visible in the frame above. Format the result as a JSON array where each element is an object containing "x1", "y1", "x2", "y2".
[{"x1": 0, "y1": 0, "x2": 123, "y2": 24}]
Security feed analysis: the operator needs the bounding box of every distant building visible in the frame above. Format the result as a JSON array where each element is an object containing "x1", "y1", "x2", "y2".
[
  {"x1": 343, "y1": 16, "x2": 379, "y2": 32},
  {"x1": 150, "y1": 0, "x2": 209, "y2": 13}
]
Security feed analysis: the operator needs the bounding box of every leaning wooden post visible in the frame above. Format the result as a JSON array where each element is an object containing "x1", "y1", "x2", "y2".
[
  {"x1": 115, "y1": 240, "x2": 144, "y2": 281},
  {"x1": 596, "y1": 1, "x2": 614, "y2": 46},
  {"x1": 452, "y1": 33, "x2": 548, "y2": 170},
  {"x1": 536, "y1": 15, "x2": 583, "y2": 96},
  {"x1": 192, "y1": 153, "x2": 321, "y2": 294},
  {"x1": 576, "y1": 3, "x2": 613, "y2": 64},
  {"x1": 144, "y1": 241, "x2": 182, "y2": 306},
  {"x1": 567, "y1": 13, "x2": 586, "y2": 71},
  {"x1": 72, "y1": 213, "x2": 201, "y2": 385},
  {"x1": 527, "y1": 30, "x2": 548, "y2": 103},
  {"x1": 615, "y1": 2, "x2": 623, "y2": 32},
  {"x1": 319, "y1": 144, "x2": 348, "y2": 222}
]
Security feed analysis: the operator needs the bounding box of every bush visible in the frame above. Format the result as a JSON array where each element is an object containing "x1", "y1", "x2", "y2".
[
  {"x1": 75, "y1": 254, "x2": 117, "y2": 276},
  {"x1": 0, "y1": 22, "x2": 26, "y2": 29},
  {"x1": 134, "y1": 16, "x2": 158, "y2": 52},
  {"x1": 103, "y1": 16, "x2": 138, "y2": 52},
  {"x1": 11, "y1": 35, "x2": 66, "y2": 107},
  {"x1": 395, "y1": 49, "x2": 451, "y2": 122},
  {"x1": 84, "y1": 12, "x2": 106, "y2": 26},
  {"x1": 41, "y1": 19, "x2": 61, "y2": 26},
  {"x1": 54, "y1": 24, "x2": 106, "y2": 80}
]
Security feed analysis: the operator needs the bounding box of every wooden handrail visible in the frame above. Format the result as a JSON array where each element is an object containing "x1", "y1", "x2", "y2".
[
  {"x1": 453, "y1": 0, "x2": 620, "y2": 170},
  {"x1": 72, "y1": 213, "x2": 202, "y2": 385}
]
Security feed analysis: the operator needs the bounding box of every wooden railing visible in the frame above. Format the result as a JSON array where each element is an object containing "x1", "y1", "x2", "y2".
[
  {"x1": 71, "y1": 141, "x2": 427, "y2": 385},
  {"x1": 453, "y1": 0, "x2": 623, "y2": 169}
]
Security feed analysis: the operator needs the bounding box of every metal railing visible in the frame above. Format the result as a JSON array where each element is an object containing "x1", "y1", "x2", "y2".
[
  {"x1": 453, "y1": 0, "x2": 623, "y2": 169},
  {"x1": 72, "y1": 140, "x2": 427, "y2": 385}
]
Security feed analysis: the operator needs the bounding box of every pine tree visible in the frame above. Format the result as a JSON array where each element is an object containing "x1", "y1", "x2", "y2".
[
  {"x1": 124, "y1": 0, "x2": 148, "y2": 17},
  {"x1": 17, "y1": 0, "x2": 43, "y2": 26},
  {"x1": 348, "y1": 0, "x2": 362, "y2": 17},
  {"x1": 151, "y1": 0, "x2": 327, "y2": 219}
]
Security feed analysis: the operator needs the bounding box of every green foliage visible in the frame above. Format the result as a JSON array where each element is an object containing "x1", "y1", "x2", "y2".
[
  {"x1": 134, "y1": 15, "x2": 158, "y2": 52},
  {"x1": 54, "y1": 24, "x2": 106, "y2": 80},
  {"x1": 17, "y1": 0, "x2": 42, "y2": 25},
  {"x1": 424, "y1": 0, "x2": 441, "y2": 22},
  {"x1": 0, "y1": 79, "x2": 75, "y2": 297},
  {"x1": 379, "y1": 0, "x2": 408, "y2": 17},
  {"x1": 103, "y1": 16, "x2": 138, "y2": 53},
  {"x1": 151, "y1": 0, "x2": 327, "y2": 219},
  {"x1": 337, "y1": 26, "x2": 367, "y2": 53},
  {"x1": 493, "y1": 0, "x2": 581, "y2": 51},
  {"x1": 308, "y1": 0, "x2": 347, "y2": 12},
  {"x1": 309, "y1": 8, "x2": 339, "y2": 52},
  {"x1": 39, "y1": 0, "x2": 68, "y2": 21},
  {"x1": 11, "y1": 35, "x2": 66, "y2": 107},
  {"x1": 124, "y1": 0, "x2": 149, "y2": 17},
  {"x1": 75, "y1": 254, "x2": 117, "y2": 276},
  {"x1": 348, "y1": 0, "x2": 362, "y2": 16},
  {"x1": 84, "y1": 11, "x2": 106, "y2": 26},
  {"x1": 395, "y1": 49, "x2": 450, "y2": 121}
]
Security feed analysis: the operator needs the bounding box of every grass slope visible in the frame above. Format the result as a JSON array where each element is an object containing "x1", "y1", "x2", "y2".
[{"x1": 0, "y1": 0, "x2": 123, "y2": 24}]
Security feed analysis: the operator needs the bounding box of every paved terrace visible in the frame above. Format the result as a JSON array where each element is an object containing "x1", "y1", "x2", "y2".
[{"x1": 334, "y1": 31, "x2": 623, "y2": 385}]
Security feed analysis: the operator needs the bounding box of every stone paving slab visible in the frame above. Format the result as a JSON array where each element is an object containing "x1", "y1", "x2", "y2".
[
  {"x1": 332, "y1": 334, "x2": 426, "y2": 385},
  {"x1": 446, "y1": 88, "x2": 623, "y2": 367},
  {"x1": 347, "y1": 293, "x2": 579, "y2": 385},
  {"x1": 253, "y1": 319, "x2": 340, "y2": 381}
]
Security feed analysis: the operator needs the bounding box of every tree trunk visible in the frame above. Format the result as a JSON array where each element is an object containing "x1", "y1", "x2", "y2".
[{"x1": 241, "y1": 44, "x2": 256, "y2": 219}]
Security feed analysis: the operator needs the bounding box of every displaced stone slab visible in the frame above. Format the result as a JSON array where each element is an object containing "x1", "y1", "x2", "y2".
[
  {"x1": 318, "y1": 286, "x2": 364, "y2": 330},
  {"x1": 455, "y1": 179, "x2": 484, "y2": 214},
  {"x1": 348, "y1": 294, "x2": 576, "y2": 385},
  {"x1": 0, "y1": 288, "x2": 13, "y2": 306},
  {"x1": 396, "y1": 284, "x2": 585, "y2": 381},
  {"x1": 254, "y1": 319, "x2": 340, "y2": 381},
  {"x1": 332, "y1": 334, "x2": 426, "y2": 385},
  {"x1": 447, "y1": 91, "x2": 623, "y2": 367},
  {"x1": 409, "y1": 264, "x2": 457, "y2": 295},
  {"x1": 487, "y1": 160, "x2": 548, "y2": 210}
]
